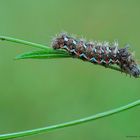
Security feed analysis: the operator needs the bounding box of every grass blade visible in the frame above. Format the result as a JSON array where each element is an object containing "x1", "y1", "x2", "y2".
[
  {"x1": 0, "y1": 99, "x2": 140, "y2": 140},
  {"x1": 0, "y1": 36, "x2": 50, "y2": 50},
  {"x1": 15, "y1": 50, "x2": 70, "y2": 59}
]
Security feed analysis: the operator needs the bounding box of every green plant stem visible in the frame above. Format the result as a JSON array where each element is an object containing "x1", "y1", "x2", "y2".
[
  {"x1": 0, "y1": 35, "x2": 126, "y2": 75},
  {"x1": 0, "y1": 99, "x2": 140, "y2": 140},
  {"x1": 0, "y1": 36, "x2": 138, "y2": 77},
  {"x1": 0, "y1": 36, "x2": 122, "y2": 72},
  {"x1": 0, "y1": 36, "x2": 49, "y2": 50}
]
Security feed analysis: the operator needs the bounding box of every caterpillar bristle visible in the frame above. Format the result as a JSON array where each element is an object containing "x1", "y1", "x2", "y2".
[{"x1": 52, "y1": 33, "x2": 140, "y2": 78}]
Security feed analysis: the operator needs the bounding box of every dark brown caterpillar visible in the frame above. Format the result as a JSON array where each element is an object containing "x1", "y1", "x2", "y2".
[{"x1": 52, "y1": 33, "x2": 140, "y2": 78}]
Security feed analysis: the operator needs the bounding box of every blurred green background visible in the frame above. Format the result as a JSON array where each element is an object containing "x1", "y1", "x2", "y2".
[{"x1": 0, "y1": 0, "x2": 140, "y2": 140}]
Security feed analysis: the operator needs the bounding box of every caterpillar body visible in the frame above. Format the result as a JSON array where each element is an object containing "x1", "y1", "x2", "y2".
[{"x1": 52, "y1": 33, "x2": 140, "y2": 78}]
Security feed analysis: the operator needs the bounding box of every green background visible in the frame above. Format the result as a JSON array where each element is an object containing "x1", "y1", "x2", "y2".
[{"x1": 0, "y1": 0, "x2": 140, "y2": 140}]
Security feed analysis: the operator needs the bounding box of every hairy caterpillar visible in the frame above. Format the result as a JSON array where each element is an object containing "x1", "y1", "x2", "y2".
[{"x1": 52, "y1": 33, "x2": 140, "y2": 78}]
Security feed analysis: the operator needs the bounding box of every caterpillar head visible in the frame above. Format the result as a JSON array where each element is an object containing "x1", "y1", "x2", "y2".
[
  {"x1": 118, "y1": 47, "x2": 140, "y2": 78},
  {"x1": 52, "y1": 33, "x2": 67, "y2": 49}
]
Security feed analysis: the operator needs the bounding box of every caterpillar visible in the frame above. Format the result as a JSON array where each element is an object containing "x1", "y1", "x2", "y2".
[{"x1": 52, "y1": 33, "x2": 140, "y2": 78}]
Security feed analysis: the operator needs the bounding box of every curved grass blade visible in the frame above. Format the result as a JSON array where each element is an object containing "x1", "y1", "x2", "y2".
[
  {"x1": 15, "y1": 50, "x2": 70, "y2": 59},
  {"x1": 0, "y1": 99, "x2": 140, "y2": 140}
]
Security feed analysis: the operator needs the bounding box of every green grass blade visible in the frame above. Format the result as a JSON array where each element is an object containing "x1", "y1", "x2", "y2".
[
  {"x1": 15, "y1": 50, "x2": 70, "y2": 59},
  {"x1": 0, "y1": 99, "x2": 140, "y2": 140},
  {"x1": 0, "y1": 36, "x2": 50, "y2": 50},
  {"x1": 15, "y1": 50, "x2": 128, "y2": 77}
]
